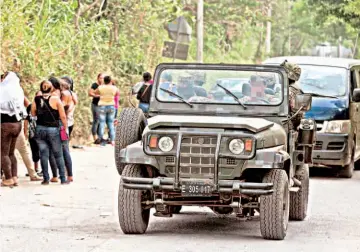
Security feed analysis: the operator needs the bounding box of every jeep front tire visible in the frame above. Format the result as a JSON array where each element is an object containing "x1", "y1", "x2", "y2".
[
  {"x1": 118, "y1": 164, "x2": 150, "y2": 234},
  {"x1": 115, "y1": 108, "x2": 146, "y2": 175}
]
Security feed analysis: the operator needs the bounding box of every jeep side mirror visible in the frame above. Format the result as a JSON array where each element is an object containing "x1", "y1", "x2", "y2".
[
  {"x1": 353, "y1": 88, "x2": 360, "y2": 102},
  {"x1": 295, "y1": 93, "x2": 312, "y2": 111}
]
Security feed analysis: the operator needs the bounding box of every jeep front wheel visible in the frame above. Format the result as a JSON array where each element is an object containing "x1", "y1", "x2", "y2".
[
  {"x1": 290, "y1": 165, "x2": 309, "y2": 221},
  {"x1": 118, "y1": 164, "x2": 150, "y2": 234},
  {"x1": 260, "y1": 169, "x2": 289, "y2": 240}
]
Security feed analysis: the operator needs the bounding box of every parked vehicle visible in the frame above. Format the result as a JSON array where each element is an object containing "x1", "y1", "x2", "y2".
[
  {"x1": 115, "y1": 63, "x2": 316, "y2": 240},
  {"x1": 263, "y1": 56, "x2": 360, "y2": 178}
]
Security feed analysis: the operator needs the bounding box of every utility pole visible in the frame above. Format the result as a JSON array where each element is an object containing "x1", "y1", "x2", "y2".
[
  {"x1": 265, "y1": 1, "x2": 272, "y2": 55},
  {"x1": 196, "y1": 0, "x2": 203, "y2": 63},
  {"x1": 288, "y1": 0, "x2": 292, "y2": 55}
]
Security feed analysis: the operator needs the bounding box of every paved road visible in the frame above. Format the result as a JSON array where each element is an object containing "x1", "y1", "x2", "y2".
[{"x1": 1, "y1": 145, "x2": 360, "y2": 252}]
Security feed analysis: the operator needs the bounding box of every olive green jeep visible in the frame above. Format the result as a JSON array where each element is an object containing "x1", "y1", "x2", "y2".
[{"x1": 115, "y1": 63, "x2": 315, "y2": 240}]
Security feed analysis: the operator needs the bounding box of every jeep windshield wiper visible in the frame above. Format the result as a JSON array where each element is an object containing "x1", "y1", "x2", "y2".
[
  {"x1": 216, "y1": 83, "x2": 247, "y2": 109},
  {"x1": 160, "y1": 88, "x2": 193, "y2": 108}
]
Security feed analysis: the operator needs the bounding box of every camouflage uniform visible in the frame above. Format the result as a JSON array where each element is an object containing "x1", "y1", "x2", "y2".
[{"x1": 280, "y1": 60, "x2": 303, "y2": 130}]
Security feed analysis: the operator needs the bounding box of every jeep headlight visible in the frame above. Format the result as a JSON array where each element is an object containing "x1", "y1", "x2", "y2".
[
  {"x1": 324, "y1": 121, "x2": 350, "y2": 134},
  {"x1": 229, "y1": 139, "x2": 245, "y2": 155},
  {"x1": 158, "y1": 136, "x2": 174, "y2": 152}
]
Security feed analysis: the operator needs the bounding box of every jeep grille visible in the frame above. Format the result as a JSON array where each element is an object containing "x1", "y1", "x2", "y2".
[{"x1": 179, "y1": 136, "x2": 217, "y2": 176}]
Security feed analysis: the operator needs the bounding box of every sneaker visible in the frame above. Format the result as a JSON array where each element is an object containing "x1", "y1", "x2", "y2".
[
  {"x1": 61, "y1": 180, "x2": 70, "y2": 185},
  {"x1": 41, "y1": 180, "x2": 49, "y2": 185}
]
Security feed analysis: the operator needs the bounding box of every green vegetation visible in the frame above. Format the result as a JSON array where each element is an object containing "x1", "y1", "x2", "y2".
[{"x1": 1, "y1": 0, "x2": 359, "y2": 142}]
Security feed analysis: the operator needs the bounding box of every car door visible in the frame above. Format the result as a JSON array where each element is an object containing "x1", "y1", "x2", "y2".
[{"x1": 350, "y1": 66, "x2": 360, "y2": 160}]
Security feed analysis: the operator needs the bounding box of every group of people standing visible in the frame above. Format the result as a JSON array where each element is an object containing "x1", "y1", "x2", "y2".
[
  {"x1": 1, "y1": 61, "x2": 77, "y2": 187},
  {"x1": 88, "y1": 73, "x2": 120, "y2": 146},
  {"x1": 1, "y1": 63, "x2": 151, "y2": 187}
]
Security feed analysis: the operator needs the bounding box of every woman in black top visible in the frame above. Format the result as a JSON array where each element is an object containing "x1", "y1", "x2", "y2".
[
  {"x1": 31, "y1": 80, "x2": 69, "y2": 185},
  {"x1": 88, "y1": 73, "x2": 104, "y2": 143},
  {"x1": 137, "y1": 72, "x2": 153, "y2": 114}
]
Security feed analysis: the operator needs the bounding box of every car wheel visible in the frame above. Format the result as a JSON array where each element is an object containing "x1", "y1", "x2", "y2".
[
  {"x1": 115, "y1": 108, "x2": 146, "y2": 175},
  {"x1": 289, "y1": 164, "x2": 309, "y2": 221},
  {"x1": 260, "y1": 169, "x2": 289, "y2": 240},
  {"x1": 339, "y1": 159, "x2": 354, "y2": 178},
  {"x1": 355, "y1": 160, "x2": 360, "y2": 170},
  {"x1": 339, "y1": 141, "x2": 354, "y2": 178},
  {"x1": 118, "y1": 164, "x2": 150, "y2": 234}
]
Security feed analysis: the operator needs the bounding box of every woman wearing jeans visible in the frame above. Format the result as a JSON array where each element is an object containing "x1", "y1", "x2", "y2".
[
  {"x1": 136, "y1": 72, "x2": 153, "y2": 114},
  {"x1": 88, "y1": 73, "x2": 104, "y2": 143},
  {"x1": 31, "y1": 80, "x2": 69, "y2": 185},
  {"x1": 95, "y1": 76, "x2": 119, "y2": 146}
]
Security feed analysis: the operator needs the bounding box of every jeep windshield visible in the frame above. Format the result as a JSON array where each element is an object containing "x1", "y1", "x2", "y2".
[
  {"x1": 156, "y1": 69, "x2": 283, "y2": 106},
  {"x1": 297, "y1": 65, "x2": 347, "y2": 97}
]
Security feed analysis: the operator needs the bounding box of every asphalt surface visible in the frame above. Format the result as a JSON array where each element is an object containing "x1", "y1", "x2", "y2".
[{"x1": 1, "y1": 145, "x2": 360, "y2": 252}]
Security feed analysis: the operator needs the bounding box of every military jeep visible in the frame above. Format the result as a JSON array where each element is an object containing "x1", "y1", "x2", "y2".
[{"x1": 115, "y1": 63, "x2": 315, "y2": 240}]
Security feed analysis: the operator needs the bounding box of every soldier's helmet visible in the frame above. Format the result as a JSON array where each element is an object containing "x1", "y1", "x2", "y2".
[{"x1": 280, "y1": 60, "x2": 301, "y2": 81}]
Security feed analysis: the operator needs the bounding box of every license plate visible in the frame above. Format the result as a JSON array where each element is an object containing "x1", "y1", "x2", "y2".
[{"x1": 181, "y1": 181, "x2": 213, "y2": 197}]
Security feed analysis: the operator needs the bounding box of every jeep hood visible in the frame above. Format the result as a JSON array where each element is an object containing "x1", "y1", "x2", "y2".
[{"x1": 147, "y1": 115, "x2": 274, "y2": 133}]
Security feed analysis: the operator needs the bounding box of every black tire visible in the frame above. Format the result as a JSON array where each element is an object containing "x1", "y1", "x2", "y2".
[
  {"x1": 339, "y1": 141, "x2": 354, "y2": 178},
  {"x1": 115, "y1": 108, "x2": 146, "y2": 175},
  {"x1": 211, "y1": 207, "x2": 233, "y2": 215},
  {"x1": 260, "y1": 169, "x2": 289, "y2": 240},
  {"x1": 290, "y1": 165, "x2": 309, "y2": 221},
  {"x1": 171, "y1": 206, "x2": 182, "y2": 214},
  {"x1": 118, "y1": 164, "x2": 150, "y2": 234},
  {"x1": 355, "y1": 160, "x2": 360, "y2": 170},
  {"x1": 339, "y1": 160, "x2": 354, "y2": 178}
]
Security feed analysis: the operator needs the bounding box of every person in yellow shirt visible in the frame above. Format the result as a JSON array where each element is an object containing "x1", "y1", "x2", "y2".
[{"x1": 95, "y1": 76, "x2": 120, "y2": 146}]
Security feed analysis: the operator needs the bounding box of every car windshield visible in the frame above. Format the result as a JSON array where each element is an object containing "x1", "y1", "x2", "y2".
[
  {"x1": 297, "y1": 65, "x2": 347, "y2": 97},
  {"x1": 156, "y1": 69, "x2": 283, "y2": 106}
]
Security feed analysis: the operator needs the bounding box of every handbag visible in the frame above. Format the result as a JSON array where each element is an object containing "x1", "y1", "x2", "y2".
[
  {"x1": 28, "y1": 118, "x2": 36, "y2": 139},
  {"x1": 40, "y1": 96, "x2": 69, "y2": 141}
]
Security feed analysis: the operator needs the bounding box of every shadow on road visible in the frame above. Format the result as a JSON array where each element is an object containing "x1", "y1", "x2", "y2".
[
  {"x1": 144, "y1": 212, "x2": 267, "y2": 241},
  {"x1": 310, "y1": 166, "x2": 339, "y2": 178},
  {"x1": 310, "y1": 166, "x2": 360, "y2": 180}
]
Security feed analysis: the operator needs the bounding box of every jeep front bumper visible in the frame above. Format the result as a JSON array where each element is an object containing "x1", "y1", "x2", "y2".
[{"x1": 121, "y1": 176, "x2": 274, "y2": 196}]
